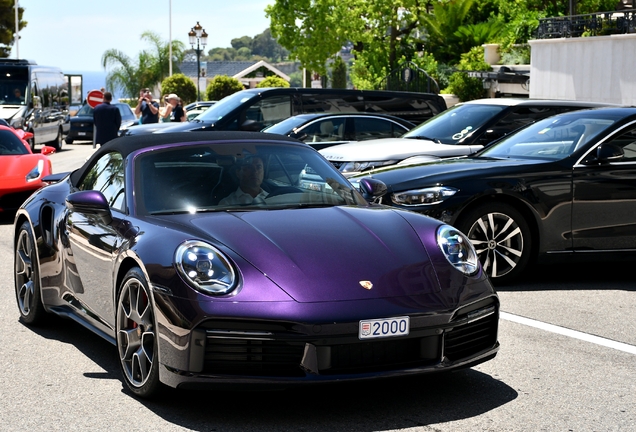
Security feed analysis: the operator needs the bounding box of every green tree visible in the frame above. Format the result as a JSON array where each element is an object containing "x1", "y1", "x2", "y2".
[
  {"x1": 102, "y1": 31, "x2": 185, "y2": 100},
  {"x1": 445, "y1": 47, "x2": 491, "y2": 101},
  {"x1": 256, "y1": 76, "x2": 290, "y2": 88},
  {"x1": 0, "y1": 0, "x2": 26, "y2": 57},
  {"x1": 160, "y1": 73, "x2": 197, "y2": 105},
  {"x1": 331, "y1": 56, "x2": 347, "y2": 89},
  {"x1": 205, "y1": 75, "x2": 244, "y2": 101},
  {"x1": 231, "y1": 36, "x2": 253, "y2": 51}
]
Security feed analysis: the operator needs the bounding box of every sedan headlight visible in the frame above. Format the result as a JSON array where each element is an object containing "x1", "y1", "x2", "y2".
[
  {"x1": 26, "y1": 160, "x2": 44, "y2": 182},
  {"x1": 340, "y1": 160, "x2": 398, "y2": 173},
  {"x1": 175, "y1": 240, "x2": 237, "y2": 295},
  {"x1": 437, "y1": 225, "x2": 479, "y2": 275},
  {"x1": 392, "y1": 186, "x2": 458, "y2": 206}
]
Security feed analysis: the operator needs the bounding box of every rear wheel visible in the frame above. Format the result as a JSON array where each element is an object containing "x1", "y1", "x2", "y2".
[
  {"x1": 50, "y1": 127, "x2": 63, "y2": 151},
  {"x1": 116, "y1": 267, "x2": 161, "y2": 398},
  {"x1": 65, "y1": 135, "x2": 73, "y2": 144},
  {"x1": 15, "y1": 221, "x2": 47, "y2": 324},
  {"x1": 456, "y1": 202, "x2": 532, "y2": 284}
]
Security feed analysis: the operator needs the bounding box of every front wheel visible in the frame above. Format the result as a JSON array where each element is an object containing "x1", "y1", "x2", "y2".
[
  {"x1": 456, "y1": 203, "x2": 532, "y2": 284},
  {"x1": 116, "y1": 267, "x2": 162, "y2": 398},
  {"x1": 15, "y1": 221, "x2": 47, "y2": 324}
]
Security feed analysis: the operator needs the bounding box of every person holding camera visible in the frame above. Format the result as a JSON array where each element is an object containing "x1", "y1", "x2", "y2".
[
  {"x1": 134, "y1": 88, "x2": 159, "y2": 124},
  {"x1": 162, "y1": 93, "x2": 186, "y2": 122}
]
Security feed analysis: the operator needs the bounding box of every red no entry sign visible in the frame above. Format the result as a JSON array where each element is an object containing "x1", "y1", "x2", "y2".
[{"x1": 86, "y1": 89, "x2": 104, "y2": 108}]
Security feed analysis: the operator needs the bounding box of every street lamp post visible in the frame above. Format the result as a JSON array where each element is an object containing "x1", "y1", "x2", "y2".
[{"x1": 189, "y1": 22, "x2": 208, "y2": 101}]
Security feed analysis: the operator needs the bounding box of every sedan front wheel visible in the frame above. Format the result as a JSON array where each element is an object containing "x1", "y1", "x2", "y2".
[
  {"x1": 116, "y1": 267, "x2": 161, "y2": 398},
  {"x1": 457, "y1": 203, "x2": 532, "y2": 284}
]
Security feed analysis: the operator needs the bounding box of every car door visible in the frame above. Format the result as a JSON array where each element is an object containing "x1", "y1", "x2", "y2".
[
  {"x1": 64, "y1": 151, "x2": 128, "y2": 328},
  {"x1": 572, "y1": 121, "x2": 636, "y2": 250}
]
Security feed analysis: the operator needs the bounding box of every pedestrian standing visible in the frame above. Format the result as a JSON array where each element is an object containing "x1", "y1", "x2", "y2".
[
  {"x1": 93, "y1": 92, "x2": 122, "y2": 148},
  {"x1": 135, "y1": 89, "x2": 159, "y2": 124},
  {"x1": 162, "y1": 93, "x2": 186, "y2": 122}
]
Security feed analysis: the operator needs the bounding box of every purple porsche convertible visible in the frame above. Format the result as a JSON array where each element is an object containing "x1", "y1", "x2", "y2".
[{"x1": 14, "y1": 132, "x2": 499, "y2": 398}]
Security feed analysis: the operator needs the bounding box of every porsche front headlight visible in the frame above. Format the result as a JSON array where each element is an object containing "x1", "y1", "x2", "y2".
[
  {"x1": 437, "y1": 225, "x2": 479, "y2": 275},
  {"x1": 175, "y1": 241, "x2": 237, "y2": 295},
  {"x1": 26, "y1": 160, "x2": 44, "y2": 182},
  {"x1": 392, "y1": 186, "x2": 458, "y2": 206}
]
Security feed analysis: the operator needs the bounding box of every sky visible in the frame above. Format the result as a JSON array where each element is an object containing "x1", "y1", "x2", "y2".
[{"x1": 10, "y1": 0, "x2": 274, "y2": 73}]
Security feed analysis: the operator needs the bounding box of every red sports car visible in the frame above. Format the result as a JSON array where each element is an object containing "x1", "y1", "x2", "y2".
[{"x1": 0, "y1": 125, "x2": 55, "y2": 212}]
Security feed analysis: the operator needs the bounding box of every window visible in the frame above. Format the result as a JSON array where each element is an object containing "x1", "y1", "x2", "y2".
[
  {"x1": 352, "y1": 117, "x2": 401, "y2": 140},
  {"x1": 79, "y1": 152, "x2": 125, "y2": 211},
  {"x1": 602, "y1": 125, "x2": 636, "y2": 162},
  {"x1": 299, "y1": 118, "x2": 346, "y2": 143},
  {"x1": 243, "y1": 95, "x2": 291, "y2": 128}
]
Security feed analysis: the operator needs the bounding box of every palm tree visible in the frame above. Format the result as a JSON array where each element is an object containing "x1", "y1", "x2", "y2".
[{"x1": 101, "y1": 31, "x2": 186, "y2": 100}]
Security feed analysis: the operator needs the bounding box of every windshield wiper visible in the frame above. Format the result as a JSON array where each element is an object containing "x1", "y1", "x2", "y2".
[{"x1": 406, "y1": 135, "x2": 442, "y2": 144}]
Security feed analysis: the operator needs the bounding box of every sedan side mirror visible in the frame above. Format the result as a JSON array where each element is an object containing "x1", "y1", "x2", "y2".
[
  {"x1": 240, "y1": 119, "x2": 263, "y2": 132},
  {"x1": 596, "y1": 143, "x2": 624, "y2": 162},
  {"x1": 40, "y1": 145, "x2": 56, "y2": 156},
  {"x1": 358, "y1": 177, "x2": 388, "y2": 200},
  {"x1": 66, "y1": 190, "x2": 112, "y2": 225}
]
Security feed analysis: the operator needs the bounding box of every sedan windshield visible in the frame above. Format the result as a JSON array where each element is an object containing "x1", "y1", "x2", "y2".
[
  {"x1": 481, "y1": 111, "x2": 620, "y2": 160},
  {"x1": 196, "y1": 91, "x2": 258, "y2": 122},
  {"x1": 136, "y1": 142, "x2": 367, "y2": 215},
  {"x1": 402, "y1": 103, "x2": 506, "y2": 144}
]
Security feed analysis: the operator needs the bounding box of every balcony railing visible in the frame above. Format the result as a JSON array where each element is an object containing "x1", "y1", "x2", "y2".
[{"x1": 536, "y1": 11, "x2": 636, "y2": 39}]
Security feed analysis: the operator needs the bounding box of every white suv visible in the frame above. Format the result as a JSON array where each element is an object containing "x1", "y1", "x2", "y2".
[{"x1": 320, "y1": 98, "x2": 614, "y2": 176}]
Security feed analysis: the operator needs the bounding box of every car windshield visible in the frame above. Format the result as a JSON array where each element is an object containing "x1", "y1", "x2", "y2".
[
  {"x1": 261, "y1": 116, "x2": 309, "y2": 135},
  {"x1": 196, "y1": 91, "x2": 258, "y2": 122},
  {"x1": 77, "y1": 104, "x2": 94, "y2": 116},
  {"x1": 0, "y1": 129, "x2": 29, "y2": 155},
  {"x1": 402, "y1": 103, "x2": 507, "y2": 144},
  {"x1": 135, "y1": 142, "x2": 368, "y2": 215},
  {"x1": 480, "y1": 111, "x2": 620, "y2": 160}
]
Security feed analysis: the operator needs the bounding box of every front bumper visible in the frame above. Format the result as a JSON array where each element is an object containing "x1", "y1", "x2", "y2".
[{"x1": 155, "y1": 295, "x2": 500, "y2": 389}]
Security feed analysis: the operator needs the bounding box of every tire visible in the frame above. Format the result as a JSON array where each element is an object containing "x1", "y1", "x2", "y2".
[
  {"x1": 50, "y1": 127, "x2": 63, "y2": 151},
  {"x1": 15, "y1": 221, "x2": 47, "y2": 324},
  {"x1": 456, "y1": 202, "x2": 532, "y2": 284},
  {"x1": 27, "y1": 133, "x2": 35, "y2": 153},
  {"x1": 116, "y1": 267, "x2": 162, "y2": 398},
  {"x1": 65, "y1": 135, "x2": 73, "y2": 144}
]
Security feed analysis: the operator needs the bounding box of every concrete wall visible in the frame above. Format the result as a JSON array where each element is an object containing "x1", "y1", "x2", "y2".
[{"x1": 529, "y1": 34, "x2": 636, "y2": 105}]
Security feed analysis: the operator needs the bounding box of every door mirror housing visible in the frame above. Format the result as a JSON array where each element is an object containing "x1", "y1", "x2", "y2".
[{"x1": 66, "y1": 190, "x2": 113, "y2": 224}]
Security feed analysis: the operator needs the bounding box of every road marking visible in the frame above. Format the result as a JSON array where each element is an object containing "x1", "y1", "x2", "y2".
[{"x1": 501, "y1": 312, "x2": 636, "y2": 355}]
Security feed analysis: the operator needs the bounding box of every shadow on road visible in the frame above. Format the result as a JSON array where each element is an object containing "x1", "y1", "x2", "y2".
[
  {"x1": 21, "y1": 315, "x2": 516, "y2": 431},
  {"x1": 496, "y1": 261, "x2": 636, "y2": 292}
]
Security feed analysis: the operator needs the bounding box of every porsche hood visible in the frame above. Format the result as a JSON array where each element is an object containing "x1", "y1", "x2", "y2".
[{"x1": 187, "y1": 206, "x2": 443, "y2": 302}]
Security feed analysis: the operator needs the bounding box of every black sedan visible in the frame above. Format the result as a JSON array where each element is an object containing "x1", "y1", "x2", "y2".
[
  {"x1": 354, "y1": 107, "x2": 636, "y2": 283},
  {"x1": 262, "y1": 113, "x2": 415, "y2": 150},
  {"x1": 65, "y1": 103, "x2": 137, "y2": 144}
]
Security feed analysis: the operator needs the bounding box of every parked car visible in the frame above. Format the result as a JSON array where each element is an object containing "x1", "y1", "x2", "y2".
[
  {"x1": 13, "y1": 131, "x2": 499, "y2": 398},
  {"x1": 120, "y1": 87, "x2": 447, "y2": 136},
  {"x1": 185, "y1": 100, "x2": 216, "y2": 121},
  {"x1": 0, "y1": 125, "x2": 54, "y2": 212},
  {"x1": 321, "y1": 98, "x2": 615, "y2": 176},
  {"x1": 352, "y1": 107, "x2": 636, "y2": 283},
  {"x1": 65, "y1": 103, "x2": 137, "y2": 144},
  {"x1": 262, "y1": 112, "x2": 415, "y2": 150}
]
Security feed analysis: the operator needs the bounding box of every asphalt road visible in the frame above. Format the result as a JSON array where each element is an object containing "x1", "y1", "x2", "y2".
[{"x1": 0, "y1": 142, "x2": 634, "y2": 431}]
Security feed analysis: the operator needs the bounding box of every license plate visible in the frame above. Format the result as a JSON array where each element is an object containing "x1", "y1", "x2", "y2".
[
  {"x1": 78, "y1": 132, "x2": 87, "y2": 136},
  {"x1": 359, "y1": 316, "x2": 409, "y2": 340}
]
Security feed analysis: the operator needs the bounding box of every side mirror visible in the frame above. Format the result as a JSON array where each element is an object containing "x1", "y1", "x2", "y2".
[
  {"x1": 66, "y1": 190, "x2": 112, "y2": 225},
  {"x1": 358, "y1": 177, "x2": 388, "y2": 200},
  {"x1": 596, "y1": 143, "x2": 624, "y2": 162},
  {"x1": 290, "y1": 131, "x2": 308, "y2": 141},
  {"x1": 240, "y1": 119, "x2": 263, "y2": 132},
  {"x1": 40, "y1": 145, "x2": 56, "y2": 156}
]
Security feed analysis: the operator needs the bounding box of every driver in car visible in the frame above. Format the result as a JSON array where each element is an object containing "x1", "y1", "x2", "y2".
[{"x1": 219, "y1": 156, "x2": 269, "y2": 205}]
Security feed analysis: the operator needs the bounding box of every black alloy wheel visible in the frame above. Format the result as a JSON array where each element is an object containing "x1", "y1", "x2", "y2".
[
  {"x1": 457, "y1": 202, "x2": 532, "y2": 284},
  {"x1": 116, "y1": 267, "x2": 161, "y2": 398},
  {"x1": 15, "y1": 221, "x2": 47, "y2": 324}
]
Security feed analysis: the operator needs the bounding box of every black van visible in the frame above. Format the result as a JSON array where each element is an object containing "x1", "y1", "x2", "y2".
[
  {"x1": 0, "y1": 59, "x2": 68, "y2": 150},
  {"x1": 122, "y1": 87, "x2": 447, "y2": 136}
]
